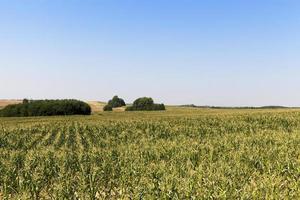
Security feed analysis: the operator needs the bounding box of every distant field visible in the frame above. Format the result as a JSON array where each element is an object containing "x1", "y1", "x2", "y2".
[
  {"x1": 0, "y1": 99, "x2": 22, "y2": 109},
  {"x1": 0, "y1": 108, "x2": 299, "y2": 199},
  {"x1": 86, "y1": 101, "x2": 126, "y2": 112},
  {"x1": 85, "y1": 101, "x2": 107, "y2": 112}
]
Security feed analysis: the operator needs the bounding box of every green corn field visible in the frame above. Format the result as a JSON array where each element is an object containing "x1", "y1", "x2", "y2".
[{"x1": 0, "y1": 108, "x2": 300, "y2": 199}]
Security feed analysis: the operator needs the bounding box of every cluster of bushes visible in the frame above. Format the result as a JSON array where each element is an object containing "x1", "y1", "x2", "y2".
[
  {"x1": 0, "y1": 99, "x2": 91, "y2": 117},
  {"x1": 103, "y1": 96, "x2": 126, "y2": 111},
  {"x1": 125, "y1": 97, "x2": 165, "y2": 111},
  {"x1": 0, "y1": 96, "x2": 165, "y2": 117}
]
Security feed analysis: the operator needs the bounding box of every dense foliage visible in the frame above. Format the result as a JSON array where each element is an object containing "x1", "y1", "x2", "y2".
[
  {"x1": 103, "y1": 95, "x2": 126, "y2": 111},
  {"x1": 108, "y1": 96, "x2": 126, "y2": 108},
  {"x1": 0, "y1": 99, "x2": 91, "y2": 117},
  {"x1": 126, "y1": 97, "x2": 165, "y2": 111},
  {"x1": 103, "y1": 104, "x2": 113, "y2": 111},
  {"x1": 0, "y1": 109, "x2": 299, "y2": 199}
]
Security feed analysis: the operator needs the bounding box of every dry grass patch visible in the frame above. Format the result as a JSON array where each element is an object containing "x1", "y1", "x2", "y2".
[
  {"x1": 113, "y1": 106, "x2": 126, "y2": 112},
  {"x1": 86, "y1": 101, "x2": 107, "y2": 112},
  {"x1": 0, "y1": 99, "x2": 22, "y2": 109}
]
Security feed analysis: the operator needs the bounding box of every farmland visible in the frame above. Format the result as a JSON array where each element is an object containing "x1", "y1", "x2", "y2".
[
  {"x1": 0, "y1": 100, "x2": 22, "y2": 109},
  {"x1": 0, "y1": 108, "x2": 300, "y2": 199}
]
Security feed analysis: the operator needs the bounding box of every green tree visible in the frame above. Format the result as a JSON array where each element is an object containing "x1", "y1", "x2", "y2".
[
  {"x1": 126, "y1": 97, "x2": 165, "y2": 111},
  {"x1": 107, "y1": 96, "x2": 126, "y2": 108},
  {"x1": 103, "y1": 104, "x2": 113, "y2": 111},
  {"x1": 0, "y1": 100, "x2": 91, "y2": 117}
]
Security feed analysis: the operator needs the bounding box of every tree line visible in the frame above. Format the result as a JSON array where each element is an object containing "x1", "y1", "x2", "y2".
[
  {"x1": 0, "y1": 96, "x2": 166, "y2": 117},
  {"x1": 0, "y1": 99, "x2": 91, "y2": 117}
]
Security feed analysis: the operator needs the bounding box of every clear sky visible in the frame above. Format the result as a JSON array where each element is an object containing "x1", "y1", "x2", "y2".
[{"x1": 1, "y1": 0, "x2": 300, "y2": 106}]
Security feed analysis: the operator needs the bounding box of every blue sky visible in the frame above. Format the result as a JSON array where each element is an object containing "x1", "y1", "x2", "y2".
[{"x1": 1, "y1": 0, "x2": 300, "y2": 106}]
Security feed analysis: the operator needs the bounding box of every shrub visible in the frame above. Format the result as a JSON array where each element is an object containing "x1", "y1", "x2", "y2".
[
  {"x1": 107, "y1": 96, "x2": 126, "y2": 108},
  {"x1": 23, "y1": 98, "x2": 29, "y2": 104},
  {"x1": 152, "y1": 103, "x2": 166, "y2": 111},
  {"x1": 0, "y1": 99, "x2": 91, "y2": 117},
  {"x1": 103, "y1": 104, "x2": 113, "y2": 111},
  {"x1": 125, "y1": 97, "x2": 165, "y2": 111}
]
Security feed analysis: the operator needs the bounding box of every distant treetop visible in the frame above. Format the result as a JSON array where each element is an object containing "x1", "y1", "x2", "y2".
[
  {"x1": 108, "y1": 95, "x2": 126, "y2": 108},
  {"x1": 103, "y1": 95, "x2": 126, "y2": 111},
  {"x1": 126, "y1": 97, "x2": 165, "y2": 111},
  {"x1": 22, "y1": 98, "x2": 29, "y2": 104}
]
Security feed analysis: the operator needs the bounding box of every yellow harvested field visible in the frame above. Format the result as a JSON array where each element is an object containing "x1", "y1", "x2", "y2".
[
  {"x1": 86, "y1": 101, "x2": 126, "y2": 112},
  {"x1": 86, "y1": 101, "x2": 107, "y2": 112},
  {"x1": 0, "y1": 100, "x2": 22, "y2": 108}
]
